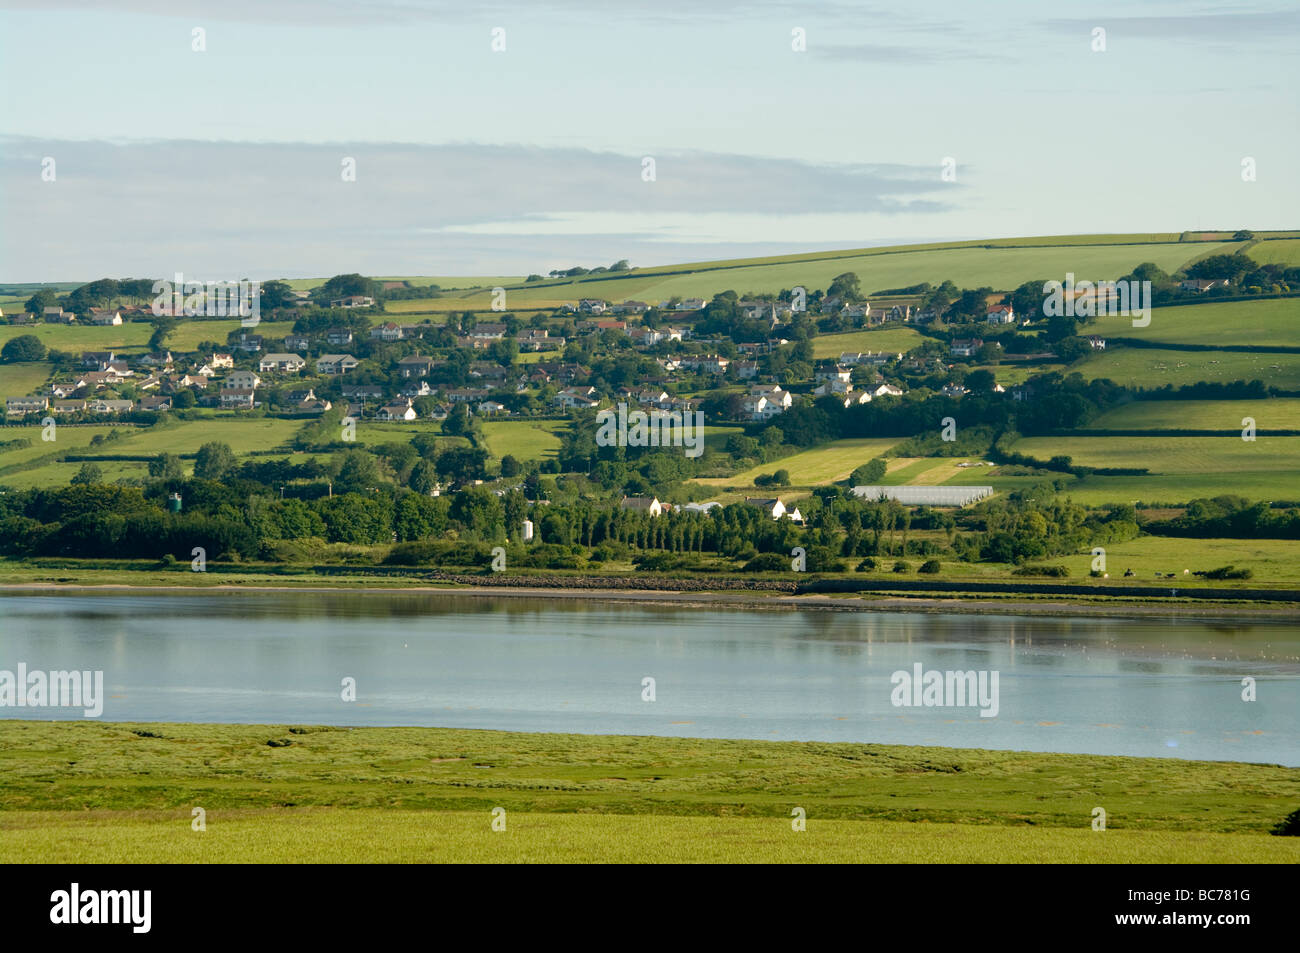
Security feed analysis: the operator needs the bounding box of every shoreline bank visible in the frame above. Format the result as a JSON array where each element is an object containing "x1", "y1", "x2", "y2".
[{"x1": 3, "y1": 580, "x2": 1298, "y2": 621}]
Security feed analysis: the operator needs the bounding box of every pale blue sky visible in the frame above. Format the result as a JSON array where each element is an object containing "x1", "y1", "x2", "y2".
[{"x1": 1, "y1": 0, "x2": 1296, "y2": 280}]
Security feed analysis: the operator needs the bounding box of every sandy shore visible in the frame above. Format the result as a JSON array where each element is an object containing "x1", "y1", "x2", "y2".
[{"x1": 3, "y1": 580, "x2": 1297, "y2": 621}]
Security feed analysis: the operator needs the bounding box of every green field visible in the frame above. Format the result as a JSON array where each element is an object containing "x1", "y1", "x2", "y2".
[
  {"x1": 694, "y1": 437, "x2": 899, "y2": 488},
  {"x1": 6, "y1": 808, "x2": 1296, "y2": 864},
  {"x1": 810, "y1": 327, "x2": 926, "y2": 359},
  {"x1": 1249, "y1": 238, "x2": 1300, "y2": 267},
  {"x1": 165, "y1": 319, "x2": 299, "y2": 352},
  {"x1": 480, "y1": 419, "x2": 566, "y2": 461},
  {"x1": 0, "y1": 722, "x2": 1294, "y2": 864},
  {"x1": 434, "y1": 241, "x2": 1234, "y2": 312},
  {"x1": 0, "y1": 360, "x2": 52, "y2": 396},
  {"x1": 0, "y1": 417, "x2": 308, "y2": 488},
  {"x1": 1088, "y1": 298, "x2": 1300, "y2": 350},
  {"x1": 0, "y1": 322, "x2": 151, "y2": 353},
  {"x1": 1086, "y1": 398, "x2": 1300, "y2": 431},
  {"x1": 1010, "y1": 435, "x2": 1300, "y2": 504},
  {"x1": 1078, "y1": 347, "x2": 1300, "y2": 389},
  {"x1": 1053, "y1": 537, "x2": 1300, "y2": 585}
]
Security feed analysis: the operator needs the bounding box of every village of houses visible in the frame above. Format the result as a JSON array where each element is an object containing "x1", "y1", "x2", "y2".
[{"x1": 2, "y1": 288, "x2": 1107, "y2": 429}]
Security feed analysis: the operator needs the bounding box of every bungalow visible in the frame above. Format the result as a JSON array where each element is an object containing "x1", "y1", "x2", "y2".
[
  {"x1": 6, "y1": 396, "x2": 49, "y2": 416},
  {"x1": 316, "y1": 354, "x2": 360, "y2": 375},
  {"x1": 341, "y1": 384, "x2": 384, "y2": 399},
  {"x1": 43, "y1": 307, "x2": 74, "y2": 323},
  {"x1": 140, "y1": 395, "x2": 173, "y2": 412},
  {"x1": 1179, "y1": 279, "x2": 1230, "y2": 292},
  {"x1": 578, "y1": 299, "x2": 608, "y2": 315},
  {"x1": 297, "y1": 398, "x2": 332, "y2": 414},
  {"x1": 325, "y1": 328, "x2": 354, "y2": 346},
  {"x1": 284, "y1": 333, "x2": 312, "y2": 351},
  {"x1": 223, "y1": 370, "x2": 262, "y2": 390},
  {"x1": 86, "y1": 308, "x2": 123, "y2": 326},
  {"x1": 89, "y1": 398, "x2": 134, "y2": 414},
  {"x1": 870, "y1": 382, "x2": 905, "y2": 398},
  {"x1": 330, "y1": 295, "x2": 375, "y2": 308},
  {"x1": 234, "y1": 334, "x2": 263, "y2": 352},
  {"x1": 682, "y1": 501, "x2": 721, "y2": 513},
  {"x1": 52, "y1": 399, "x2": 87, "y2": 414},
  {"x1": 369, "y1": 322, "x2": 405, "y2": 342},
  {"x1": 950, "y1": 338, "x2": 983, "y2": 358},
  {"x1": 445, "y1": 387, "x2": 491, "y2": 404},
  {"x1": 139, "y1": 351, "x2": 174, "y2": 368},
  {"x1": 258, "y1": 353, "x2": 306, "y2": 373},
  {"x1": 940, "y1": 383, "x2": 970, "y2": 398},
  {"x1": 209, "y1": 352, "x2": 235, "y2": 369},
  {"x1": 620, "y1": 496, "x2": 662, "y2": 517},
  {"x1": 136, "y1": 375, "x2": 162, "y2": 392},
  {"x1": 477, "y1": 400, "x2": 508, "y2": 416},
  {"x1": 986, "y1": 304, "x2": 1015, "y2": 325},
  {"x1": 218, "y1": 388, "x2": 256, "y2": 410},
  {"x1": 678, "y1": 298, "x2": 705, "y2": 311},
  {"x1": 81, "y1": 351, "x2": 116, "y2": 369},
  {"x1": 376, "y1": 399, "x2": 418, "y2": 421},
  {"x1": 285, "y1": 388, "x2": 317, "y2": 403},
  {"x1": 616, "y1": 300, "x2": 650, "y2": 315}
]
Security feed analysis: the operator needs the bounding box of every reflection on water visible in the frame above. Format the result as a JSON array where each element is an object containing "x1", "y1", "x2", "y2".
[{"x1": 1, "y1": 591, "x2": 1297, "y2": 764}]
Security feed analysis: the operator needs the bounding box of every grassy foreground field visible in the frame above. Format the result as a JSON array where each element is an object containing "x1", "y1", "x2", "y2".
[{"x1": 0, "y1": 722, "x2": 1295, "y2": 863}]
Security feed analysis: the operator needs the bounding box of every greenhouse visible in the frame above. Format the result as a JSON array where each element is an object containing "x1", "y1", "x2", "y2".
[{"x1": 850, "y1": 485, "x2": 994, "y2": 507}]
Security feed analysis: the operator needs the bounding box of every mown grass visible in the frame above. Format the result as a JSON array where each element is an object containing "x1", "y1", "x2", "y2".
[
  {"x1": 810, "y1": 327, "x2": 925, "y2": 359},
  {"x1": 0, "y1": 722, "x2": 1295, "y2": 863},
  {"x1": 692, "y1": 438, "x2": 899, "y2": 488}
]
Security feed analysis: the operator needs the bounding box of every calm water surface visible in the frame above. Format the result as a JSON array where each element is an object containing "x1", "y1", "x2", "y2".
[{"x1": 1, "y1": 591, "x2": 1297, "y2": 764}]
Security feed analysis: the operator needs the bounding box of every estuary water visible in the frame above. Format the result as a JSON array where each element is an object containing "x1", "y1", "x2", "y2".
[{"x1": 1, "y1": 591, "x2": 1297, "y2": 764}]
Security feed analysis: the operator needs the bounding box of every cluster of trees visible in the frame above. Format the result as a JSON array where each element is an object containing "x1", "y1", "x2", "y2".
[{"x1": 1146, "y1": 496, "x2": 1300, "y2": 539}]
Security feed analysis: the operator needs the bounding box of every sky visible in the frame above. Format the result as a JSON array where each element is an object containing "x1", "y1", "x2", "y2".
[{"x1": 1, "y1": 0, "x2": 1297, "y2": 281}]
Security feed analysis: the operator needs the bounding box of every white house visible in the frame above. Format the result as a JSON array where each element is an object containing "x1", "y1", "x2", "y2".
[
  {"x1": 986, "y1": 304, "x2": 1015, "y2": 325},
  {"x1": 620, "y1": 496, "x2": 662, "y2": 517}
]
